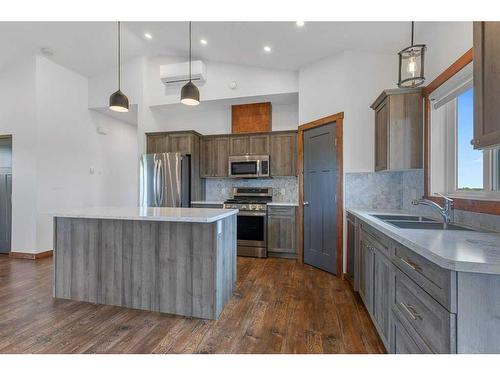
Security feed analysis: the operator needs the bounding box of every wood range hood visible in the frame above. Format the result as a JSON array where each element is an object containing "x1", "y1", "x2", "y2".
[{"x1": 231, "y1": 102, "x2": 272, "y2": 134}]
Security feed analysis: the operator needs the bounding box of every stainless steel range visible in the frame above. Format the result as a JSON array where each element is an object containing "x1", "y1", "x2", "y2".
[{"x1": 223, "y1": 187, "x2": 272, "y2": 258}]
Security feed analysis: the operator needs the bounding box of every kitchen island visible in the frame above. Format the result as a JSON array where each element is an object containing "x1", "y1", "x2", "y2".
[{"x1": 51, "y1": 207, "x2": 238, "y2": 320}]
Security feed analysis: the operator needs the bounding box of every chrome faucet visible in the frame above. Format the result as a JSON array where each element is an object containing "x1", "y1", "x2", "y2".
[{"x1": 411, "y1": 193, "x2": 454, "y2": 225}]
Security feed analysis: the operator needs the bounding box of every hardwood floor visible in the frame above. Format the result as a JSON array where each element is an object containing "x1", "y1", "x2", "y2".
[{"x1": 0, "y1": 254, "x2": 385, "y2": 354}]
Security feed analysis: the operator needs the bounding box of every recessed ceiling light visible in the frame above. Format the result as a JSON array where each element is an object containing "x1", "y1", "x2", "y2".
[
  {"x1": 296, "y1": 21, "x2": 305, "y2": 27},
  {"x1": 200, "y1": 39, "x2": 208, "y2": 45},
  {"x1": 144, "y1": 32, "x2": 153, "y2": 40},
  {"x1": 263, "y1": 45, "x2": 272, "y2": 53}
]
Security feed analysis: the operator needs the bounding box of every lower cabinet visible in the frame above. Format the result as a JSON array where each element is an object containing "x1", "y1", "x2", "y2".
[
  {"x1": 267, "y1": 206, "x2": 297, "y2": 259},
  {"x1": 393, "y1": 313, "x2": 432, "y2": 354},
  {"x1": 373, "y1": 248, "x2": 394, "y2": 349},
  {"x1": 358, "y1": 234, "x2": 374, "y2": 313}
]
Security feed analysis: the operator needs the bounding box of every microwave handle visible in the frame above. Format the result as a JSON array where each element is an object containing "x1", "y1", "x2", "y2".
[{"x1": 256, "y1": 160, "x2": 261, "y2": 176}]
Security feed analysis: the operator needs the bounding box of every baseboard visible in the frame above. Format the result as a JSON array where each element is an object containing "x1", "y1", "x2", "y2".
[{"x1": 9, "y1": 250, "x2": 53, "y2": 260}]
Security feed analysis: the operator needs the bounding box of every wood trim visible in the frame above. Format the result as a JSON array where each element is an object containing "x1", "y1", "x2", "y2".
[
  {"x1": 297, "y1": 112, "x2": 344, "y2": 277},
  {"x1": 423, "y1": 47, "x2": 500, "y2": 215},
  {"x1": 9, "y1": 250, "x2": 53, "y2": 260},
  {"x1": 423, "y1": 48, "x2": 473, "y2": 97}
]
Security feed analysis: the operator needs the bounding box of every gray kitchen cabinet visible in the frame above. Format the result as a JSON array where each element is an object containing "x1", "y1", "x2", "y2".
[
  {"x1": 393, "y1": 313, "x2": 432, "y2": 354},
  {"x1": 269, "y1": 131, "x2": 297, "y2": 176},
  {"x1": 249, "y1": 134, "x2": 269, "y2": 155},
  {"x1": 370, "y1": 88, "x2": 423, "y2": 171},
  {"x1": 229, "y1": 136, "x2": 250, "y2": 155},
  {"x1": 267, "y1": 206, "x2": 297, "y2": 259},
  {"x1": 200, "y1": 136, "x2": 229, "y2": 177},
  {"x1": 145, "y1": 131, "x2": 205, "y2": 201},
  {"x1": 373, "y1": 247, "x2": 394, "y2": 349},
  {"x1": 358, "y1": 232, "x2": 374, "y2": 314},
  {"x1": 473, "y1": 22, "x2": 500, "y2": 149}
]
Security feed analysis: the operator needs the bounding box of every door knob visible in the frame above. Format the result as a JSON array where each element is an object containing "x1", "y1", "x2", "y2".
[{"x1": 303, "y1": 201, "x2": 309, "y2": 206}]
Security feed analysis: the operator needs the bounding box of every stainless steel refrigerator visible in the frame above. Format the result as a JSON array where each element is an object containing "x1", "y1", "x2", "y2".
[{"x1": 139, "y1": 153, "x2": 191, "y2": 207}]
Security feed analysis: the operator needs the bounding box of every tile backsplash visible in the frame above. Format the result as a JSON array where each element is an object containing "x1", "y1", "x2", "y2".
[
  {"x1": 345, "y1": 169, "x2": 500, "y2": 232},
  {"x1": 205, "y1": 177, "x2": 298, "y2": 203}
]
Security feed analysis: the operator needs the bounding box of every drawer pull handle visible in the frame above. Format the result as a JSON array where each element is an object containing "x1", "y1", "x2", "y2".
[
  {"x1": 400, "y1": 302, "x2": 421, "y2": 320},
  {"x1": 399, "y1": 257, "x2": 422, "y2": 272}
]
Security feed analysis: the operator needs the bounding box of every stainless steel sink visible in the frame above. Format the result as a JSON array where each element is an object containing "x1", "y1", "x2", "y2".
[
  {"x1": 371, "y1": 214, "x2": 436, "y2": 222},
  {"x1": 384, "y1": 220, "x2": 476, "y2": 231}
]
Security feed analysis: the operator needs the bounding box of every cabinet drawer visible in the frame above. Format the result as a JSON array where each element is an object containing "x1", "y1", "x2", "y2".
[
  {"x1": 191, "y1": 203, "x2": 224, "y2": 209},
  {"x1": 393, "y1": 313, "x2": 432, "y2": 354},
  {"x1": 268, "y1": 206, "x2": 295, "y2": 216},
  {"x1": 392, "y1": 243, "x2": 456, "y2": 311},
  {"x1": 394, "y1": 269, "x2": 456, "y2": 353},
  {"x1": 359, "y1": 225, "x2": 392, "y2": 259}
]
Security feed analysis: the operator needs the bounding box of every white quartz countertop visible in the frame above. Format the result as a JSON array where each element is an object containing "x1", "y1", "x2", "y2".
[
  {"x1": 267, "y1": 202, "x2": 299, "y2": 207},
  {"x1": 348, "y1": 208, "x2": 500, "y2": 275},
  {"x1": 49, "y1": 206, "x2": 238, "y2": 223}
]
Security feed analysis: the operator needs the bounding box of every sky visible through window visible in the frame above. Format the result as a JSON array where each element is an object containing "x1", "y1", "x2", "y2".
[{"x1": 457, "y1": 88, "x2": 483, "y2": 190}]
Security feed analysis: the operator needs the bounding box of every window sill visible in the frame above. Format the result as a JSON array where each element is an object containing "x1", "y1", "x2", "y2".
[
  {"x1": 426, "y1": 194, "x2": 500, "y2": 215},
  {"x1": 440, "y1": 191, "x2": 500, "y2": 202}
]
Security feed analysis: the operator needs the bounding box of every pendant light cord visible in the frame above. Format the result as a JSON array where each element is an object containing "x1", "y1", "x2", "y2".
[
  {"x1": 118, "y1": 21, "x2": 121, "y2": 90},
  {"x1": 188, "y1": 21, "x2": 192, "y2": 82},
  {"x1": 411, "y1": 21, "x2": 414, "y2": 46}
]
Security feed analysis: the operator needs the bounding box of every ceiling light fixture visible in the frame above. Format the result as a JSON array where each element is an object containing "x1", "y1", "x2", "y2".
[
  {"x1": 296, "y1": 21, "x2": 305, "y2": 27},
  {"x1": 109, "y1": 21, "x2": 129, "y2": 113},
  {"x1": 200, "y1": 38, "x2": 208, "y2": 45},
  {"x1": 397, "y1": 21, "x2": 426, "y2": 88},
  {"x1": 144, "y1": 32, "x2": 153, "y2": 40},
  {"x1": 180, "y1": 21, "x2": 200, "y2": 106},
  {"x1": 263, "y1": 45, "x2": 272, "y2": 53}
]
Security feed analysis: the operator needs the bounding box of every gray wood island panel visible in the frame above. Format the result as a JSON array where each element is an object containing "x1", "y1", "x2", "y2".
[{"x1": 53, "y1": 213, "x2": 237, "y2": 320}]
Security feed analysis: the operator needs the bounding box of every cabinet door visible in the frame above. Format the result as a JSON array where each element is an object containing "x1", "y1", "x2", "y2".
[
  {"x1": 229, "y1": 136, "x2": 250, "y2": 155},
  {"x1": 200, "y1": 138, "x2": 214, "y2": 177},
  {"x1": 473, "y1": 22, "x2": 500, "y2": 149},
  {"x1": 213, "y1": 137, "x2": 229, "y2": 177},
  {"x1": 146, "y1": 134, "x2": 169, "y2": 153},
  {"x1": 393, "y1": 315, "x2": 431, "y2": 354},
  {"x1": 359, "y1": 235, "x2": 374, "y2": 313},
  {"x1": 249, "y1": 134, "x2": 270, "y2": 155},
  {"x1": 168, "y1": 134, "x2": 193, "y2": 153},
  {"x1": 267, "y1": 207, "x2": 296, "y2": 257},
  {"x1": 270, "y1": 132, "x2": 297, "y2": 176},
  {"x1": 374, "y1": 99, "x2": 389, "y2": 171},
  {"x1": 373, "y1": 249, "x2": 393, "y2": 349}
]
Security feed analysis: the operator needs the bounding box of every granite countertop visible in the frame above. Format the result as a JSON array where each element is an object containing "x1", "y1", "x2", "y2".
[
  {"x1": 348, "y1": 208, "x2": 500, "y2": 275},
  {"x1": 49, "y1": 206, "x2": 238, "y2": 223}
]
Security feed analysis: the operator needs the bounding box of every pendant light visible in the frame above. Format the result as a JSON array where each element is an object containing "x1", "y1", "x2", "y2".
[
  {"x1": 180, "y1": 21, "x2": 200, "y2": 106},
  {"x1": 109, "y1": 21, "x2": 129, "y2": 112},
  {"x1": 397, "y1": 21, "x2": 426, "y2": 88}
]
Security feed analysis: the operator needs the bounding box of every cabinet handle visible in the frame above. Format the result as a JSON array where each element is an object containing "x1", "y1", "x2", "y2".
[
  {"x1": 398, "y1": 257, "x2": 422, "y2": 272},
  {"x1": 399, "y1": 302, "x2": 421, "y2": 320}
]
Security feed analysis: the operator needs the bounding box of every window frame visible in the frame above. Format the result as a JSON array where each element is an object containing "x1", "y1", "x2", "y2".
[{"x1": 424, "y1": 48, "x2": 500, "y2": 214}]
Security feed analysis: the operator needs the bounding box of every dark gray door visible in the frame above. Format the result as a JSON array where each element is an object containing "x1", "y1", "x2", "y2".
[{"x1": 303, "y1": 123, "x2": 337, "y2": 274}]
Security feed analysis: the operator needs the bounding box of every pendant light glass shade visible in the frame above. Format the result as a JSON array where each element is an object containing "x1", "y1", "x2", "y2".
[
  {"x1": 181, "y1": 81, "x2": 200, "y2": 105},
  {"x1": 181, "y1": 21, "x2": 200, "y2": 106},
  {"x1": 398, "y1": 22, "x2": 426, "y2": 88},
  {"x1": 109, "y1": 21, "x2": 129, "y2": 112}
]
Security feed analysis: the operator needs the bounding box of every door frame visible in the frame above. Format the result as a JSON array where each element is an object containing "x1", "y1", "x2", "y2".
[{"x1": 297, "y1": 112, "x2": 344, "y2": 276}]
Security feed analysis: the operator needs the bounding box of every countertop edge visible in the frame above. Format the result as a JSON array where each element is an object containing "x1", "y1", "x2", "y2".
[{"x1": 347, "y1": 208, "x2": 500, "y2": 275}]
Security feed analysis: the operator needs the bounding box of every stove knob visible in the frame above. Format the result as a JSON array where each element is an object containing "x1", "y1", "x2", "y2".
[{"x1": 242, "y1": 205, "x2": 247, "y2": 210}]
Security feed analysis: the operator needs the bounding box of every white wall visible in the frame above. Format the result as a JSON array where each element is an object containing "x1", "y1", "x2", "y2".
[
  {"x1": 416, "y1": 22, "x2": 472, "y2": 82},
  {"x1": 0, "y1": 57, "x2": 38, "y2": 253},
  {"x1": 299, "y1": 50, "x2": 398, "y2": 173}
]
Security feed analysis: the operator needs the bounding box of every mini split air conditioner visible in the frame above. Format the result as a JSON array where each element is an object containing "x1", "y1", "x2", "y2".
[{"x1": 160, "y1": 60, "x2": 206, "y2": 86}]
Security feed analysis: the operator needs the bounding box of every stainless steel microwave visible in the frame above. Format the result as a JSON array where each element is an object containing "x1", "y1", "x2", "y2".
[{"x1": 228, "y1": 155, "x2": 270, "y2": 178}]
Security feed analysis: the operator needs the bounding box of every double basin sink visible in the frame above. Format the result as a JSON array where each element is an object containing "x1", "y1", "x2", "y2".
[{"x1": 370, "y1": 214, "x2": 476, "y2": 231}]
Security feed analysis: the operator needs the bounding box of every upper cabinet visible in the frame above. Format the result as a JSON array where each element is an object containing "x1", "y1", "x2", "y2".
[
  {"x1": 228, "y1": 134, "x2": 270, "y2": 155},
  {"x1": 269, "y1": 131, "x2": 297, "y2": 176},
  {"x1": 201, "y1": 136, "x2": 229, "y2": 178},
  {"x1": 370, "y1": 88, "x2": 423, "y2": 171},
  {"x1": 473, "y1": 22, "x2": 500, "y2": 149}
]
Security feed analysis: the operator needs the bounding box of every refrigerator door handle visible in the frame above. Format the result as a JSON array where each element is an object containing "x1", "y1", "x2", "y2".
[
  {"x1": 153, "y1": 158, "x2": 159, "y2": 207},
  {"x1": 158, "y1": 158, "x2": 165, "y2": 206}
]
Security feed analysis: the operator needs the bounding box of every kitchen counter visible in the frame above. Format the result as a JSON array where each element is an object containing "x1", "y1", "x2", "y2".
[
  {"x1": 50, "y1": 206, "x2": 238, "y2": 223},
  {"x1": 52, "y1": 206, "x2": 237, "y2": 319},
  {"x1": 348, "y1": 208, "x2": 500, "y2": 275}
]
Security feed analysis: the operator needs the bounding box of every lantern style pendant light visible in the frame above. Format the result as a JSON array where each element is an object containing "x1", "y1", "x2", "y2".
[
  {"x1": 398, "y1": 21, "x2": 426, "y2": 88},
  {"x1": 109, "y1": 21, "x2": 129, "y2": 112},
  {"x1": 180, "y1": 21, "x2": 200, "y2": 106}
]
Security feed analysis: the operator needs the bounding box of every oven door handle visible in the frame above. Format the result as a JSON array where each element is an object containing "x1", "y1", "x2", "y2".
[{"x1": 237, "y1": 212, "x2": 267, "y2": 217}]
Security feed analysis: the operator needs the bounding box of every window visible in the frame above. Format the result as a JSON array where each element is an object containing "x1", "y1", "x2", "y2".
[{"x1": 429, "y1": 62, "x2": 500, "y2": 200}]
